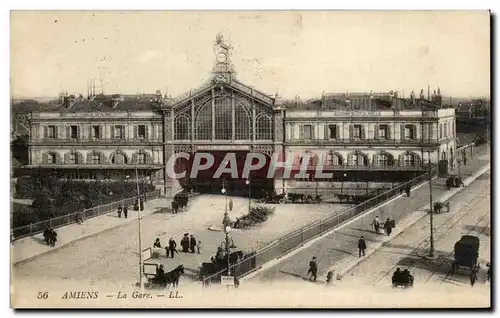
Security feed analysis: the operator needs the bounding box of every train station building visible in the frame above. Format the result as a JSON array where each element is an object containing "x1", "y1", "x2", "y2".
[{"x1": 25, "y1": 35, "x2": 457, "y2": 196}]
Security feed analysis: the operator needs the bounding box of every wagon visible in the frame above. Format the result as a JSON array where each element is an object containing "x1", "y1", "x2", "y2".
[{"x1": 452, "y1": 235, "x2": 480, "y2": 274}]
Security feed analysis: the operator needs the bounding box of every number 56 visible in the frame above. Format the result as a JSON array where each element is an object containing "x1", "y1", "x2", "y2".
[{"x1": 37, "y1": 292, "x2": 48, "y2": 299}]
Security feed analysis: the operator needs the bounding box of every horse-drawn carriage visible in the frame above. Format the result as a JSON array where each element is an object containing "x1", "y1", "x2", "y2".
[
  {"x1": 446, "y1": 174, "x2": 464, "y2": 190},
  {"x1": 452, "y1": 235, "x2": 480, "y2": 274},
  {"x1": 171, "y1": 192, "x2": 189, "y2": 213},
  {"x1": 144, "y1": 264, "x2": 185, "y2": 289},
  {"x1": 391, "y1": 268, "x2": 414, "y2": 288},
  {"x1": 199, "y1": 248, "x2": 244, "y2": 284}
]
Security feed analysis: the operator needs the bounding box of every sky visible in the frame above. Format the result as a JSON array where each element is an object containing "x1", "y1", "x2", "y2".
[{"x1": 10, "y1": 11, "x2": 490, "y2": 100}]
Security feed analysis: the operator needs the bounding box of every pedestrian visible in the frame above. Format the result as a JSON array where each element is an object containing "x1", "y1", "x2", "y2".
[
  {"x1": 373, "y1": 216, "x2": 380, "y2": 234},
  {"x1": 487, "y1": 263, "x2": 491, "y2": 282},
  {"x1": 463, "y1": 155, "x2": 467, "y2": 166},
  {"x1": 168, "y1": 238, "x2": 178, "y2": 258},
  {"x1": 197, "y1": 240, "x2": 201, "y2": 254},
  {"x1": 384, "y1": 218, "x2": 393, "y2": 236},
  {"x1": 117, "y1": 206, "x2": 122, "y2": 218},
  {"x1": 358, "y1": 236, "x2": 366, "y2": 257},
  {"x1": 405, "y1": 185, "x2": 411, "y2": 197},
  {"x1": 307, "y1": 257, "x2": 318, "y2": 282},
  {"x1": 49, "y1": 227, "x2": 57, "y2": 247},
  {"x1": 181, "y1": 233, "x2": 190, "y2": 253},
  {"x1": 43, "y1": 226, "x2": 51, "y2": 245},
  {"x1": 123, "y1": 206, "x2": 128, "y2": 219},
  {"x1": 153, "y1": 238, "x2": 161, "y2": 248},
  {"x1": 229, "y1": 198, "x2": 233, "y2": 212},
  {"x1": 325, "y1": 270, "x2": 334, "y2": 286},
  {"x1": 189, "y1": 234, "x2": 197, "y2": 253},
  {"x1": 470, "y1": 267, "x2": 477, "y2": 287}
]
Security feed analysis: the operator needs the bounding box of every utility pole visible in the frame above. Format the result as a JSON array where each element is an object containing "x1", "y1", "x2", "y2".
[
  {"x1": 135, "y1": 165, "x2": 144, "y2": 292},
  {"x1": 428, "y1": 155, "x2": 435, "y2": 258}
]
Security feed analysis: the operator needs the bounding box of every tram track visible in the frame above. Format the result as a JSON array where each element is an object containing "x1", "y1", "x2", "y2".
[{"x1": 373, "y1": 189, "x2": 489, "y2": 286}]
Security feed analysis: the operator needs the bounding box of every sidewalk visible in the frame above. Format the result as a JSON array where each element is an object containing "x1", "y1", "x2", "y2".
[
  {"x1": 11, "y1": 197, "x2": 173, "y2": 264},
  {"x1": 249, "y1": 144, "x2": 490, "y2": 283}
]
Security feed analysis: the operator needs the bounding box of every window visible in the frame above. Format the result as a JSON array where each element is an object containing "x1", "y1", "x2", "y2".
[
  {"x1": 379, "y1": 153, "x2": 393, "y2": 166},
  {"x1": 175, "y1": 115, "x2": 191, "y2": 140},
  {"x1": 327, "y1": 153, "x2": 342, "y2": 166},
  {"x1": 138, "y1": 153, "x2": 147, "y2": 164},
  {"x1": 378, "y1": 125, "x2": 388, "y2": 139},
  {"x1": 444, "y1": 123, "x2": 447, "y2": 137},
  {"x1": 138, "y1": 125, "x2": 146, "y2": 139},
  {"x1": 303, "y1": 125, "x2": 313, "y2": 140},
  {"x1": 70, "y1": 126, "x2": 78, "y2": 139},
  {"x1": 328, "y1": 125, "x2": 337, "y2": 139},
  {"x1": 353, "y1": 153, "x2": 367, "y2": 166},
  {"x1": 256, "y1": 115, "x2": 272, "y2": 140},
  {"x1": 353, "y1": 125, "x2": 362, "y2": 139},
  {"x1": 114, "y1": 125, "x2": 124, "y2": 139},
  {"x1": 69, "y1": 153, "x2": 78, "y2": 164},
  {"x1": 47, "y1": 153, "x2": 56, "y2": 164},
  {"x1": 404, "y1": 125, "x2": 415, "y2": 139},
  {"x1": 92, "y1": 153, "x2": 101, "y2": 164},
  {"x1": 439, "y1": 124, "x2": 443, "y2": 139},
  {"x1": 47, "y1": 126, "x2": 56, "y2": 139},
  {"x1": 404, "y1": 154, "x2": 415, "y2": 166},
  {"x1": 92, "y1": 126, "x2": 100, "y2": 139}
]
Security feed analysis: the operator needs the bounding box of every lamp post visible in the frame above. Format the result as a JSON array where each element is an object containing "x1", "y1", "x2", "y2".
[
  {"x1": 427, "y1": 154, "x2": 435, "y2": 258},
  {"x1": 223, "y1": 225, "x2": 231, "y2": 277},
  {"x1": 134, "y1": 165, "x2": 144, "y2": 292},
  {"x1": 245, "y1": 178, "x2": 251, "y2": 215}
]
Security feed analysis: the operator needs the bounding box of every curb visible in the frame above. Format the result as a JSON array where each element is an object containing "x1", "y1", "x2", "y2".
[
  {"x1": 334, "y1": 163, "x2": 490, "y2": 280},
  {"x1": 12, "y1": 207, "x2": 162, "y2": 266},
  {"x1": 241, "y1": 163, "x2": 490, "y2": 282}
]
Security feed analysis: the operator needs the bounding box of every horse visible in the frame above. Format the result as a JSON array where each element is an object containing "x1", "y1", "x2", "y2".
[{"x1": 164, "y1": 265, "x2": 184, "y2": 288}]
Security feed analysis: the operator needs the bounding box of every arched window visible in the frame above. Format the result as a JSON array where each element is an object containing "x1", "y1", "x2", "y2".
[
  {"x1": 378, "y1": 153, "x2": 394, "y2": 166},
  {"x1": 175, "y1": 115, "x2": 191, "y2": 140},
  {"x1": 404, "y1": 153, "x2": 416, "y2": 166},
  {"x1": 349, "y1": 152, "x2": 368, "y2": 166},
  {"x1": 91, "y1": 152, "x2": 101, "y2": 165},
  {"x1": 195, "y1": 101, "x2": 212, "y2": 140},
  {"x1": 111, "y1": 152, "x2": 128, "y2": 165},
  {"x1": 234, "y1": 103, "x2": 252, "y2": 140},
  {"x1": 327, "y1": 152, "x2": 343, "y2": 166},
  {"x1": 256, "y1": 114, "x2": 272, "y2": 140},
  {"x1": 214, "y1": 96, "x2": 232, "y2": 140}
]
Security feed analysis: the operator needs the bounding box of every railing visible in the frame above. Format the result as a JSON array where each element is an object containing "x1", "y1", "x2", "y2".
[
  {"x1": 285, "y1": 138, "x2": 440, "y2": 146},
  {"x1": 201, "y1": 168, "x2": 436, "y2": 286},
  {"x1": 30, "y1": 138, "x2": 163, "y2": 145},
  {"x1": 283, "y1": 164, "x2": 426, "y2": 171},
  {"x1": 12, "y1": 189, "x2": 164, "y2": 240}
]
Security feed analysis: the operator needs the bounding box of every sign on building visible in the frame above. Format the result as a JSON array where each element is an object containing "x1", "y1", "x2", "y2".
[{"x1": 221, "y1": 276, "x2": 235, "y2": 286}]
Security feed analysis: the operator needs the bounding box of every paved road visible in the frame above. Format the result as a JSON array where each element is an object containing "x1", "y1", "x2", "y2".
[
  {"x1": 12, "y1": 193, "x2": 350, "y2": 290},
  {"x1": 340, "y1": 172, "x2": 490, "y2": 290},
  {"x1": 251, "y1": 148, "x2": 489, "y2": 285}
]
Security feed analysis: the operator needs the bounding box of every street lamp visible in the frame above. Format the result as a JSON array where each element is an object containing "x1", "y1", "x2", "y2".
[
  {"x1": 224, "y1": 225, "x2": 232, "y2": 276},
  {"x1": 427, "y1": 153, "x2": 435, "y2": 258},
  {"x1": 245, "y1": 178, "x2": 251, "y2": 215},
  {"x1": 221, "y1": 180, "x2": 230, "y2": 228}
]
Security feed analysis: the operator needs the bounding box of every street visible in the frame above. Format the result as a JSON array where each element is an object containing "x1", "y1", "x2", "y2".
[
  {"x1": 340, "y1": 171, "x2": 490, "y2": 290},
  {"x1": 12, "y1": 193, "x2": 350, "y2": 290}
]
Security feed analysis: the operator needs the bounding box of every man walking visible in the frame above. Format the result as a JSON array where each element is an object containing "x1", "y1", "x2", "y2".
[
  {"x1": 373, "y1": 216, "x2": 380, "y2": 234},
  {"x1": 358, "y1": 236, "x2": 367, "y2": 257},
  {"x1": 307, "y1": 257, "x2": 318, "y2": 282},
  {"x1": 123, "y1": 206, "x2": 128, "y2": 219},
  {"x1": 168, "y1": 238, "x2": 178, "y2": 258},
  {"x1": 229, "y1": 198, "x2": 233, "y2": 212}
]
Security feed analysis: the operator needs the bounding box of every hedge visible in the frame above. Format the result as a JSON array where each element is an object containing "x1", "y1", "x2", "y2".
[{"x1": 12, "y1": 176, "x2": 156, "y2": 228}]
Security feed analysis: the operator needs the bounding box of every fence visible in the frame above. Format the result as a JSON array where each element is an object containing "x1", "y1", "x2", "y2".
[
  {"x1": 202, "y1": 167, "x2": 436, "y2": 286},
  {"x1": 12, "y1": 189, "x2": 163, "y2": 240}
]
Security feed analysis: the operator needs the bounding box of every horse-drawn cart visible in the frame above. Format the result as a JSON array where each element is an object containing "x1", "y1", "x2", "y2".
[{"x1": 452, "y1": 235, "x2": 480, "y2": 274}]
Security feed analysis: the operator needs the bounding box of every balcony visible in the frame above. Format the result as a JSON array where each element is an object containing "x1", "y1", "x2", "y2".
[
  {"x1": 285, "y1": 163, "x2": 427, "y2": 171},
  {"x1": 23, "y1": 164, "x2": 164, "y2": 170},
  {"x1": 285, "y1": 138, "x2": 440, "y2": 147},
  {"x1": 29, "y1": 138, "x2": 164, "y2": 146}
]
